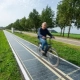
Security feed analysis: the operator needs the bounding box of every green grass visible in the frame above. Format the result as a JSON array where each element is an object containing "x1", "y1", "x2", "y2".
[
  {"x1": 13, "y1": 32, "x2": 80, "y2": 66},
  {"x1": 52, "y1": 33, "x2": 80, "y2": 40},
  {"x1": 0, "y1": 30, "x2": 22, "y2": 80}
]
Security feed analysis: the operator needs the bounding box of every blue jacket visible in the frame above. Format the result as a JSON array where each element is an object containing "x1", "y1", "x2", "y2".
[{"x1": 38, "y1": 28, "x2": 52, "y2": 38}]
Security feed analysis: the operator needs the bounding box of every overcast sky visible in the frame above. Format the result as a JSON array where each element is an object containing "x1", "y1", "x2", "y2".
[{"x1": 0, "y1": 0, "x2": 80, "y2": 34}]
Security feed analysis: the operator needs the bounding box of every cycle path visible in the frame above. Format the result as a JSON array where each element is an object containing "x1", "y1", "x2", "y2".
[
  {"x1": 14, "y1": 31, "x2": 80, "y2": 80},
  {"x1": 4, "y1": 30, "x2": 60, "y2": 80},
  {"x1": 4, "y1": 31, "x2": 80, "y2": 80}
]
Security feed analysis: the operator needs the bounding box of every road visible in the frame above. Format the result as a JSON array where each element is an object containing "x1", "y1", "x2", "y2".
[
  {"x1": 22, "y1": 32, "x2": 80, "y2": 46},
  {"x1": 4, "y1": 30, "x2": 80, "y2": 80}
]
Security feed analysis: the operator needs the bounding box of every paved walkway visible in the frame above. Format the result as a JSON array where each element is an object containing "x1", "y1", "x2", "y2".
[
  {"x1": 22, "y1": 32, "x2": 80, "y2": 46},
  {"x1": 4, "y1": 30, "x2": 80, "y2": 80}
]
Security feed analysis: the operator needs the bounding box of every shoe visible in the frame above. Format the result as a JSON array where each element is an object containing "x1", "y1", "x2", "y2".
[{"x1": 42, "y1": 53, "x2": 47, "y2": 57}]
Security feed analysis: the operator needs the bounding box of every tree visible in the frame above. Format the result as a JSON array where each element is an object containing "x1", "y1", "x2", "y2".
[
  {"x1": 63, "y1": 0, "x2": 80, "y2": 37},
  {"x1": 56, "y1": 1, "x2": 68, "y2": 37},
  {"x1": 65, "y1": 0, "x2": 74, "y2": 38},
  {"x1": 29, "y1": 9, "x2": 41, "y2": 32},
  {"x1": 57, "y1": 0, "x2": 76, "y2": 37},
  {"x1": 6, "y1": 23, "x2": 13, "y2": 29},
  {"x1": 56, "y1": 14, "x2": 65, "y2": 36},
  {"x1": 41, "y1": 6, "x2": 54, "y2": 28},
  {"x1": 25, "y1": 18, "x2": 33, "y2": 31},
  {"x1": 12, "y1": 19, "x2": 23, "y2": 31},
  {"x1": 74, "y1": 0, "x2": 80, "y2": 29},
  {"x1": 19, "y1": 17, "x2": 26, "y2": 31}
]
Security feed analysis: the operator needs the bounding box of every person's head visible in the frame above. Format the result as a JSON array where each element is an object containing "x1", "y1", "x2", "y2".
[{"x1": 41, "y1": 22, "x2": 47, "y2": 29}]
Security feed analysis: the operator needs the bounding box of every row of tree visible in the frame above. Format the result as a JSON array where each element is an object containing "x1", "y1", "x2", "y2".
[
  {"x1": 6, "y1": 6, "x2": 54, "y2": 33},
  {"x1": 56, "y1": 0, "x2": 80, "y2": 37},
  {"x1": 6, "y1": 0, "x2": 80, "y2": 37}
]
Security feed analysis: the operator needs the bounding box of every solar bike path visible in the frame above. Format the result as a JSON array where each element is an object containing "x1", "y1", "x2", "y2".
[
  {"x1": 4, "y1": 31, "x2": 80, "y2": 80},
  {"x1": 4, "y1": 31, "x2": 60, "y2": 80},
  {"x1": 10, "y1": 31, "x2": 80, "y2": 80}
]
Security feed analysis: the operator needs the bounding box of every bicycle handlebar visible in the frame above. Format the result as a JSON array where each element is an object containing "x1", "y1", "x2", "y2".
[
  {"x1": 46, "y1": 37, "x2": 55, "y2": 39},
  {"x1": 46, "y1": 36, "x2": 55, "y2": 45}
]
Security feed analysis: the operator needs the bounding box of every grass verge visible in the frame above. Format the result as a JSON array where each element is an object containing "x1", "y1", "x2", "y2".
[
  {"x1": 13, "y1": 32, "x2": 80, "y2": 67},
  {"x1": 52, "y1": 33, "x2": 80, "y2": 40},
  {"x1": 0, "y1": 30, "x2": 22, "y2": 80}
]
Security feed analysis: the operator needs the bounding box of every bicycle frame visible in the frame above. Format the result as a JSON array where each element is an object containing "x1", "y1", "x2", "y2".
[{"x1": 46, "y1": 37, "x2": 53, "y2": 47}]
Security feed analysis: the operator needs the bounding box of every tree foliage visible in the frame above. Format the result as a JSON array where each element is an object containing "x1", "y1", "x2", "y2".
[
  {"x1": 56, "y1": 0, "x2": 80, "y2": 37},
  {"x1": 29, "y1": 9, "x2": 41, "y2": 32},
  {"x1": 19, "y1": 17, "x2": 26, "y2": 30},
  {"x1": 41, "y1": 6, "x2": 54, "y2": 27},
  {"x1": 6, "y1": 7, "x2": 55, "y2": 32}
]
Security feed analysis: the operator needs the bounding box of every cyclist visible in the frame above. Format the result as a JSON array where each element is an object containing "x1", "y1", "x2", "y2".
[{"x1": 38, "y1": 22, "x2": 54, "y2": 57}]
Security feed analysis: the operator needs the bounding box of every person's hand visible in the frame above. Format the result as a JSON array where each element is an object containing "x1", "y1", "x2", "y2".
[{"x1": 42, "y1": 36, "x2": 46, "y2": 39}]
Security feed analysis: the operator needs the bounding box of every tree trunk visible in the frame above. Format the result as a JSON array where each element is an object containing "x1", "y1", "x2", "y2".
[
  {"x1": 68, "y1": 26, "x2": 71, "y2": 38},
  {"x1": 60, "y1": 28, "x2": 63, "y2": 36},
  {"x1": 62, "y1": 27, "x2": 65, "y2": 37}
]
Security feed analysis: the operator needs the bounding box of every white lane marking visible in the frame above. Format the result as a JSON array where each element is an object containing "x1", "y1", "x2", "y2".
[
  {"x1": 4, "y1": 31, "x2": 30, "y2": 80},
  {"x1": 13, "y1": 37, "x2": 73, "y2": 80},
  {"x1": 23, "y1": 58, "x2": 36, "y2": 62},
  {"x1": 67, "y1": 68, "x2": 80, "y2": 76}
]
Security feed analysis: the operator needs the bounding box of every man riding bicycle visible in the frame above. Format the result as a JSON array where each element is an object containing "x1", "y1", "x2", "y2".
[{"x1": 38, "y1": 22, "x2": 54, "y2": 57}]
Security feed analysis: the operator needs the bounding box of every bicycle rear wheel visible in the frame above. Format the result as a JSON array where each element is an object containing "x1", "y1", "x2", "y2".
[{"x1": 47, "y1": 48, "x2": 59, "y2": 67}]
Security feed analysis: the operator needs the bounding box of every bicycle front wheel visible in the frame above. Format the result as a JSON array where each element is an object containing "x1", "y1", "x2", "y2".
[
  {"x1": 47, "y1": 48, "x2": 59, "y2": 67},
  {"x1": 37, "y1": 43, "x2": 43, "y2": 57}
]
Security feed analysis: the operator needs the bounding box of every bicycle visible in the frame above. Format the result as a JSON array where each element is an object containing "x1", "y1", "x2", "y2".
[{"x1": 37, "y1": 37, "x2": 59, "y2": 67}]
